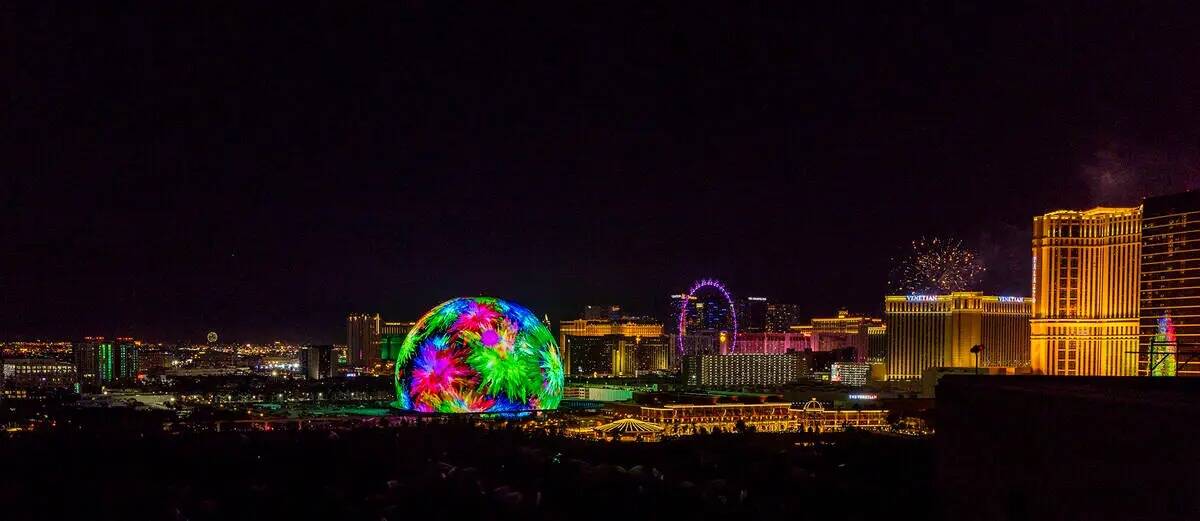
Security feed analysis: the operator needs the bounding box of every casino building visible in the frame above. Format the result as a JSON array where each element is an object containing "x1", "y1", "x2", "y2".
[
  {"x1": 559, "y1": 318, "x2": 669, "y2": 375},
  {"x1": 885, "y1": 292, "x2": 1031, "y2": 380},
  {"x1": 810, "y1": 310, "x2": 883, "y2": 361},
  {"x1": 1031, "y1": 207, "x2": 1141, "y2": 376},
  {"x1": 608, "y1": 398, "x2": 888, "y2": 435},
  {"x1": 734, "y1": 332, "x2": 810, "y2": 354},
  {"x1": 682, "y1": 353, "x2": 809, "y2": 386}
]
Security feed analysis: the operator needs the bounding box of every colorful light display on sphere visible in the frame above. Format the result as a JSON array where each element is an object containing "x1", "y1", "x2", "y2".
[{"x1": 393, "y1": 297, "x2": 564, "y2": 413}]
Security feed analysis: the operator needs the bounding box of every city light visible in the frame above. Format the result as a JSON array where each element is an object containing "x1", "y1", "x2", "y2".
[{"x1": 3, "y1": 8, "x2": 1196, "y2": 520}]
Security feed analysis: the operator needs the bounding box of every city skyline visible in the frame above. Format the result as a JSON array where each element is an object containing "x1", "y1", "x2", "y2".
[
  {"x1": 0, "y1": 211, "x2": 1179, "y2": 346},
  {"x1": 7, "y1": 4, "x2": 1200, "y2": 343},
  {"x1": 10, "y1": 5, "x2": 1200, "y2": 521},
  {"x1": 2, "y1": 187, "x2": 1194, "y2": 349}
]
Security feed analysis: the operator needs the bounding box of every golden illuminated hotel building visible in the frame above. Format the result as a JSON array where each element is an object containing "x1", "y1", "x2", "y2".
[
  {"x1": 885, "y1": 292, "x2": 1031, "y2": 380},
  {"x1": 1031, "y1": 207, "x2": 1141, "y2": 375},
  {"x1": 810, "y1": 309, "x2": 883, "y2": 361},
  {"x1": 558, "y1": 319, "x2": 665, "y2": 375}
]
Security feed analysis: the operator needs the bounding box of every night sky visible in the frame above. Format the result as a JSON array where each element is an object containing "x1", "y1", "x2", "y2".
[{"x1": 5, "y1": 2, "x2": 1200, "y2": 343}]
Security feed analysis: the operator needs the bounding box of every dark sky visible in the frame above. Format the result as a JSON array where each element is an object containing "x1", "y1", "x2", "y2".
[{"x1": 5, "y1": 2, "x2": 1200, "y2": 343}]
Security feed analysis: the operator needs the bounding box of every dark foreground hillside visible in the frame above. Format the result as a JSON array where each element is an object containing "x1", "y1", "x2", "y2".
[{"x1": 0, "y1": 423, "x2": 933, "y2": 521}]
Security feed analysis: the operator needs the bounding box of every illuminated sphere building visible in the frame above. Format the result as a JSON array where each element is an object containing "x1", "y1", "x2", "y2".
[{"x1": 393, "y1": 297, "x2": 564, "y2": 413}]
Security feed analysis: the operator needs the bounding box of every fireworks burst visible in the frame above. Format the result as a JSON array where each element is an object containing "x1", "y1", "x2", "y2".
[{"x1": 888, "y1": 237, "x2": 986, "y2": 294}]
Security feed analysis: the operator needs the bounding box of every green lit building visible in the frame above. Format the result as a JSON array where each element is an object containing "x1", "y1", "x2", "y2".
[
  {"x1": 73, "y1": 337, "x2": 139, "y2": 388},
  {"x1": 378, "y1": 321, "x2": 415, "y2": 362}
]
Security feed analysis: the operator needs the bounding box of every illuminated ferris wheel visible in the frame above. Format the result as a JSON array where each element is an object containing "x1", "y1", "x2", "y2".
[{"x1": 676, "y1": 278, "x2": 738, "y2": 355}]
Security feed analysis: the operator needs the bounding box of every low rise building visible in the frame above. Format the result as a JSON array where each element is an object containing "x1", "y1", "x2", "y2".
[
  {"x1": 563, "y1": 384, "x2": 637, "y2": 402},
  {"x1": 682, "y1": 353, "x2": 809, "y2": 387},
  {"x1": 734, "y1": 332, "x2": 810, "y2": 354},
  {"x1": 608, "y1": 397, "x2": 888, "y2": 435},
  {"x1": 830, "y1": 362, "x2": 871, "y2": 386},
  {"x1": 1, "y1": 358, "x2": 76, "y2": 398}
]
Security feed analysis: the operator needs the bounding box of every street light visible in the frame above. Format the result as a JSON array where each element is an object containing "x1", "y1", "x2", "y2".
[{"x1": 970, "y1": 344, "x2": 984, "y2": 375}]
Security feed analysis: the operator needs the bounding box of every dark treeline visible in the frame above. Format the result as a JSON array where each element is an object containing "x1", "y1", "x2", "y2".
[{"x1": 0, "y1": 422, "x2": 933, "y2": 520}]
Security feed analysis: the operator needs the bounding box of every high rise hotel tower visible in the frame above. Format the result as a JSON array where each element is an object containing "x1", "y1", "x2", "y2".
[
  {"x1": 347, "y1": 313, "x2": 381, "y2": 366},
  {"x1": 1140, "y1": 191, "x2": 1200, "y2": 376},
  {"x1": 1031, "y1": 207, "x2": 1141, "y2": 375}
]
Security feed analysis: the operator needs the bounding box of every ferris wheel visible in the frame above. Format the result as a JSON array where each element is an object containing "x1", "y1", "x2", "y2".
[{"x1": 676, "y1": 278, "x2": 738, "y2": 355}]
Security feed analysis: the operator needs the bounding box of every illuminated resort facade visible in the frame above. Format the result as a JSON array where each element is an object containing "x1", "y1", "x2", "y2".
[
  {"x1": 867, "y1": 324, "x2": 888, "y2": 363},
  {"x1": 562, "y1": 334, "x2": 672, "y2": 376},
  {"x1": 810, "y1": 309, "x2": 883, "y2": 361},
  {"x1": 830, "y1": 362, "x2": 870, "y2": 386},
  {"x1": 608, "y1": 398, "x2": 888, "y2": 435},
  {"x1": 377, "y1": 321, "x2": 416, "y2": 369},
  {"x1": 1031, "y1": 207, "x2": 1141, "y2": 375},
  {"x1": 558, "y1": 319, "x2": 667, "y2": 375},
  {"x1": 562, "y1": 384, "x2": 643, "y2": 402},
  {"x1": 682, "y1": 353, "x2": 808, "y2": 386},
  {"x1": 1140, "y1": 191, "x2": 1200, "y2": 376},
  {"x1": 381, "y1": 321, "x2": 415, "y2": 337},
  {"x1": 673, "y1": 334, "x2": 720, "y2": 357},
  {"x1": 734, "y1": 311, "x2": 884, "y2": 361},
  {"x1": 734, "y1": 332, "x2": 810, "y2": 354},
  {"x1": 885, "y1": 293, "x2": 1031, "y2": 380}
]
